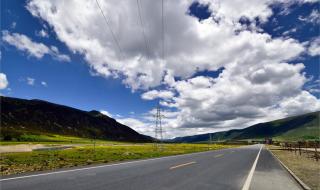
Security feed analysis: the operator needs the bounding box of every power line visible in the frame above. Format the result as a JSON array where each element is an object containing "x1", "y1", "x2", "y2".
[
  {"x1": 136, "y1": 0, "x2": 151, "y2": 59},
  {"x1": 161, "y1": 0, "x2": 164, "y2": 62},
  {"x1": 154, "y1": 1, "x2": 165, "y2": 150},
  {"x1": 95, "y1": 0, "x2": 124, "y2": 60}
]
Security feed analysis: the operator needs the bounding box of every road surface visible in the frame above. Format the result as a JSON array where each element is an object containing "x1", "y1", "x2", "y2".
[{"x1": 1, "y1": 144, "x2": 301, "y2": 190}]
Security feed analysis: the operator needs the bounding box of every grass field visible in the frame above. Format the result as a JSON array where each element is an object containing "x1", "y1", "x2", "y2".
[
  {"x1": 0, "y1": 134, "x2": 126, "y2": 145},
  {"x1": 268, "y1": 146, "x2": 320, "y2": 190},
  {"x1": 0, "y1": 143, "x2": 236, "y2": 176}
]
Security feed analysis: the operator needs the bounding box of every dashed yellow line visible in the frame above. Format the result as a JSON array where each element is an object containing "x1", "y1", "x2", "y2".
[
  {"x1": 214, "y1": 154, "x2": 224, "y2": 158},
  {"x1": 169, "y1": 161, "x2": 196, "y2": 170}
]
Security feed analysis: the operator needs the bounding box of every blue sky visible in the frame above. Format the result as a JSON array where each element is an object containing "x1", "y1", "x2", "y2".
[
  {"x1": 1, "y1": 0, "x2": 158, "y2": 117},
  {"x1": 1, "y1": 0, "x2": 319, "y2": 138}
]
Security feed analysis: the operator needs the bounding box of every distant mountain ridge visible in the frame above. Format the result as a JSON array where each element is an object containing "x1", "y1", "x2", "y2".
[
  {"x1": 171, "y1": 111, "x2": 320, "y2": 143},
  {"x1": 0, "y1": 96, "x2": 152, "y2": 142}
]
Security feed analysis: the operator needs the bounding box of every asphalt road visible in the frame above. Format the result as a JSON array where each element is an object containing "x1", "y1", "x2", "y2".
[{"x1": 1, "y1": 144, "x2": 301, "y2": 190}]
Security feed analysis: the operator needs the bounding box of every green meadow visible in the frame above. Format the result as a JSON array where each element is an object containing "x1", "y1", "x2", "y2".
[
  {"x1": 0, "y1": 134, "x2": 126, "y2": 145},
  {"x1": 0, "y1": 143, "x2": 236, "y2": 176}
]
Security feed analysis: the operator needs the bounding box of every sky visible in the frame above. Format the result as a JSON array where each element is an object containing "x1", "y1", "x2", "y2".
[{"x1": 0, "y1": 0, "x2": 319, "y2": 138}]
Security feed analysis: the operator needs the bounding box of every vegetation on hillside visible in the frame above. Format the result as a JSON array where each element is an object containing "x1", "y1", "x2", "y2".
[
  {"x1": 1, "y1": 96, "x2": 152, "y2": 142},
  {"x1": 172, "y1": 111, "x2": 320, "y2": 143}
]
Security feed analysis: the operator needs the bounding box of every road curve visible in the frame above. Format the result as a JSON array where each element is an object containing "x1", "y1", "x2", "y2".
[{"x1": 1, "y1": 144, "x2": 301, "y2": 190}]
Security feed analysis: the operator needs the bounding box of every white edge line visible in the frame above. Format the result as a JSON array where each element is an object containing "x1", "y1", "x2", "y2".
[
  {"x1": 0, "y1": 146, "x2": 242, "y2": 182},
  {"x1": 241, "y1": 144, "x2": 263, "y2": 190}
]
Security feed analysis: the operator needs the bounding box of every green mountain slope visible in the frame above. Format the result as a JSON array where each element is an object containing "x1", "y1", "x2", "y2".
[
  {"x1": 0, "y1": 96, "x2": 152, "y2": 142},
  {"x1": 172, "y1": 111, "x2": 320, "y2": 142}
]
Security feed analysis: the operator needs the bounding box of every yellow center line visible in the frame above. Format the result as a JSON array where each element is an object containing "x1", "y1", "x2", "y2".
[
  {"x1": 169, "y1": 161, "x2": 196, "y2": 170},
  {"x1": 214, "y1": 154, "x2": 224, "y2": 158}
]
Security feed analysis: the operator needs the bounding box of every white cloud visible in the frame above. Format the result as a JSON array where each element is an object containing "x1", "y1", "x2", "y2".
[
  {"x1": 25, "y1": 0, "x2": 289, "y2": 90},
  {"x1": 11, "y1": 22, "x2": 17, "y2": 29},
  {"x1": 141, "y1": 90, "x2": 174, "y2": 100},
  {"x1": 36, "y1": 29, "x2": 49, "y2": 38},
  {"x1": 3, "y1": 30, "x2": 49, "y2": 59},
  {"x1": 305, "y1": 79, "x2": 320, "y2": 94},
  {"x1": 308, "y1": 37, "x2": 320, "y2": 56},
  {"x1": 279, "y1": 91, "x2": 320, "y2": 115},
  {"x1": 282, "y1": 27, "x2": 297, "y2": 36},
  {"x1": 160, "y1": 62, "x2": 318, "y2": 129},
  {"x1": 24, "y1": 0, "x2": 320, "y2": 137},
  {"x1": 41, "y1": 81, "x2": 47, "y2": 87},
  {"x1": 117, "y1": 117, "x2": 154, "y2": 136},
  {"x1": 26, "y1": 77, "x2": 35, "y2": 86},
  {"x1": 0, "y1": 73, "x2": 9, "y2": 90},
  {"x1": 274, "y1": 0, "x2": 319, "y2": 16},
  {"x1": 49, "y1": 45, "x2": 71, "y2": 62},
  {"x1": 100, "y1": 110, "x2": 112, "y2": 117},
  {"x1": 2, "y1": 30, "x2": 70, "y2": 62},
  {"x1": 204, "y1": 0, "x2": 272, "y2": 23},
  {"x1": 299, "y1": 9, "x2": 320, "y2": 25}
]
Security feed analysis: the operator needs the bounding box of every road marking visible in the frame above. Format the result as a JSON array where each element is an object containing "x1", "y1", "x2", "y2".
[
  {"x1": 214, "y1": 154, "x2": 224, "y2": 158},
  {"x1": 241, "y1": 145, "x2": 263, "y2": 190},
  {"x1": 0, "y1": 148, "x2": 227, "y2": 182},
  {"x1": 169, "y1": 161, "x2": 196, "y2": 170}
]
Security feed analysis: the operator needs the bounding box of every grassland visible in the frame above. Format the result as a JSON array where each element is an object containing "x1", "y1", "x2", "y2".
[
  {"x1": 268, "y1": 146, "x2": 320, "y2": 190},
  {"x1": 0, "y1": 143, "x2": 236, "y2": 176},
  {"x1": 0, "y1": 134, "x2": 126, "y2": 145}
]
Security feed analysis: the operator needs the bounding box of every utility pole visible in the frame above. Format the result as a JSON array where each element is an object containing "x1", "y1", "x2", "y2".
[
  {"x1": 208, "y1": 133, "x2": 213, "y2": 150},
  {"x1": 154, "y1": 104, "x2": 165, "y2": 151},
  {"x1": 92, "y1": 135, "x2": 96, "y2": 160}
]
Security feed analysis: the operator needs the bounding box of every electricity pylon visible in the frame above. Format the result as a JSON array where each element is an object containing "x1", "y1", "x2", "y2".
[{"x1": 154, "y1": 104, "x2": 165, "y2": 150}]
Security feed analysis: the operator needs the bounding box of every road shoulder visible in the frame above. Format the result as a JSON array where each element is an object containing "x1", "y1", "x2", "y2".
[
  {"x1": 268, "y1": 146, "x2": 319, "y2": 190},
  {"x1": 250, "y1": 147, "x2": 302, "y2": 190}
]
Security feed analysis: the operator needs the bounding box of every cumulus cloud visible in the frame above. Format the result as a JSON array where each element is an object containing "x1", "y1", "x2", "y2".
[
  {"x1": 2, "y1": 30, "x2": 49, "y2": 59},
  {"x1": 308, "y1": 37, "x2": 320, "y2": 56},
  {"x1": 41, "y1": 81, "x2": 47, "y2": 87},
  {"x1": 36, "y1": 29, "x2": 49, "y2": 38},
  {"x1": 282, "y1": 28, "x2": 297, "y2": 36},
  {"x1": 11, "y1": 22, "x2": 17, "y2": 29},
  {"x1": 117, "y1": 117, "x2": 154, "y2": 136},
  {"x1": 141, "y1": 90, "x2": 174, "y2": 100},
  {"x1": 2, "y1": 31, "x2": 70, "y2": 62},
  {"x1": 26, "y1": 77, "x2": 35, "y2": 86},
  {"x1": 158, "y1": 62, "x2": 316, "y2": 129},
  {"x1": 0, "y1": 73, "x2": 9, "y2": 90},
  {"x1": 299, "y1": 9, "x2": 320, "y2": 25},
  {"x1": 25, "y1": 0, "x2": 289, "y2": 90},
  {"x1": 305, "y1": 79, "x2": 320, "y2": 94},
  {"x1": 24, "y1": 0, "x2": 320, "y2": 137},
  {"x1": 100, "y1": 110, "x2": 113, "y2": 117},
  {"x1": 279, "y1": 91, "x2": 320, "y2": 115},
  {"x1": 49, "y1": 45, "x2": 71, "y2": 62}
]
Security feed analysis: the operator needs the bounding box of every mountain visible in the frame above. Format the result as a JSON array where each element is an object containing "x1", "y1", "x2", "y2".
[
  {"x1": 0, "y1": 96, "x2": 152, "y2": 142},
  {"x1": 171, "y1": 111, "x2": 320, "y2": 143}
]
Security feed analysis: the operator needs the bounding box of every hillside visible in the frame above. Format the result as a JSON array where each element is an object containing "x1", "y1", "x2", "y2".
[
  {"x1": 172, "y1": 111, "x2": 320, "y2": 143},
  {"x1": 0, "y1": 96, "x2": 152, "y2": 142}
]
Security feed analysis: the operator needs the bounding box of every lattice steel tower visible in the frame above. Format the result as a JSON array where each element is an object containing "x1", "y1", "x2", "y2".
[{"x1": 154, "y1": 104, "x2": 165, "y2": 146}]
